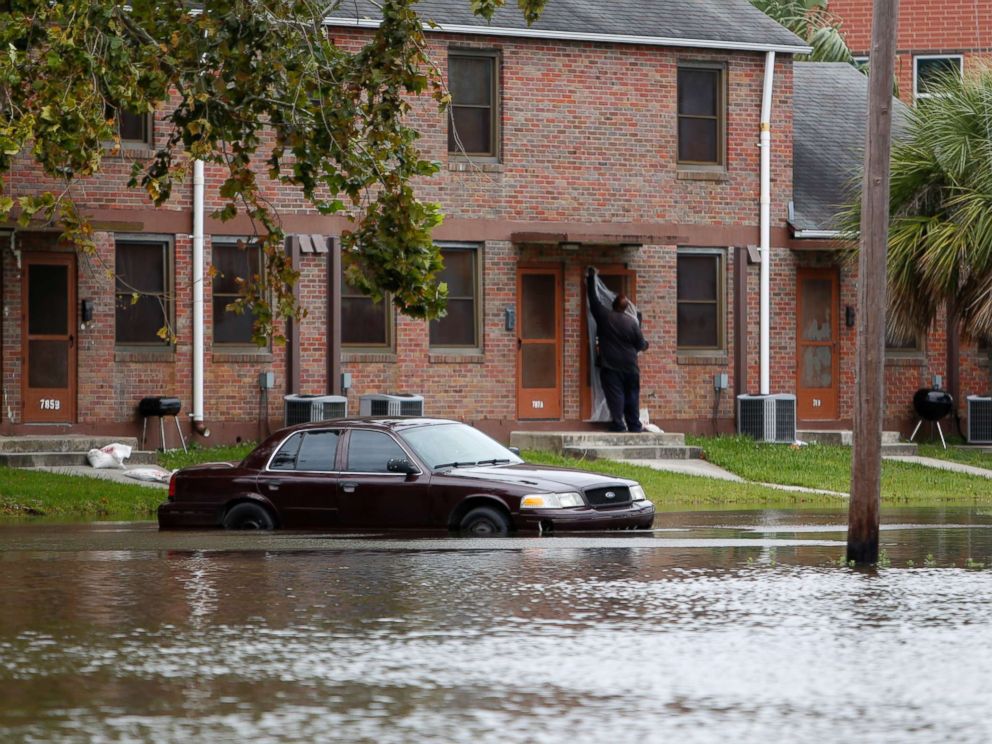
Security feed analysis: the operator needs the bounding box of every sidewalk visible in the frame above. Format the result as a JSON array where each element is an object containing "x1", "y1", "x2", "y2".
[
  {"x1": 883, "y1": 455, "x2": 992, "y2": 479},
  {"x1": 31, "y1": 464, "x2": 172, "y2": 489}
]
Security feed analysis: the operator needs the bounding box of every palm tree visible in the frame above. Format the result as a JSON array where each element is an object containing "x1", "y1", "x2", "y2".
[
  {"x1": 842, "y1": 67, "x2": 992, "y2": 383},
  {"x1": 750, "y1": 0, "x2": 857, "y2": 64}
]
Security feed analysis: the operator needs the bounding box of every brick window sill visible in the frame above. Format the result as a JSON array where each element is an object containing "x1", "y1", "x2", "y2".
[
  {"x1": 429, "y1": 353, "x2": 485, "y2": 364},
  {"x1": 885, "y1": 355, "x2": 925, "y2": 367},
  {"x1": 115, "y1": 350, "x2": 175, "y2": 363},
  {"x1": 213, "y1": 351, "x2": 273, "y2": 363},
  {"x1": 448, "y1": 160, "x2": 504, "y2": 173},
  {"x1": 342, "y1": 352, "x2": 397, "y2": 364},
  {"x1": 676, "y1": 169, "x2": 729, "y2": 182},
  {"x1": 677, "y1": 353, "x2": 728, "y2": 366}
]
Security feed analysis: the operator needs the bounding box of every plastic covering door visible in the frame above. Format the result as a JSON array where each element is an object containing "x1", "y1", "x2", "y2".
[
  {"x1": 796, "y1": 268, "x2": 839, "y2": 420},
  {"x1": 22, "y1": 253, "x2": 76, "y2": 423},
  {"x1": 516, "y1": 267, "x2": 562, "y2": 419}
]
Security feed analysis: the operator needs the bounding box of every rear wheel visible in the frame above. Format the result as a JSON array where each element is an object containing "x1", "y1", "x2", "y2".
[
  {"x1": 459, "y1": 506, "x2": 510, "y2": 537},
  {"x1": 223, "y1": 502, "x2": 275, "y2": 530}
]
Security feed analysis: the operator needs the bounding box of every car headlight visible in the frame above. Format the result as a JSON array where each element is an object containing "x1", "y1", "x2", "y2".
[
  {"x1": 520, "y1": 491, "x2": 585, "y2": 509},
  {"x1": 630, "y1": 484, "x2": 648, "y2": 502}
]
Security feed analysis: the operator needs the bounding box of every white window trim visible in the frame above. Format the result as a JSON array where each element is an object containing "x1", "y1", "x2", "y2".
[{"x1": 913, "y1": 54, "x2": 964, "y2": 101}]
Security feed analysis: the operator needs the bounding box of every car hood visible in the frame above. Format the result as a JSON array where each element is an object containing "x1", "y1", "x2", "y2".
[{"x1": 439, "y1": 463, "x2": 636, "y2": 491}]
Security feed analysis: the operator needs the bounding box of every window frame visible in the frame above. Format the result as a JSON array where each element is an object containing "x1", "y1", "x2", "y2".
[
  {"x1": 429, "y1": 242, "x2": 484, "y2": 353},
  {"x1": 885, "y1": 327, "x2": 925, "y2": 358},
  {"x1": 341, "y1": 264, "x2": 394, "y2": 352},
  {"x1": 676, "y1": 62, "x2": 727, "y2": 169},
  {"x1": 114, "y1": 233, "x2": 175, "y2": 351},
  {"x1": 211, "y1": 236, "x2": 266, "y2": 350},
  {"x1": 447, "y1": 48, "x2": 500, "y2": 161},
  {"x1": 913, "y1": 54, "x2": 964, "y2": 101},
  {"x1": 105, "y1": 106, "x2": 153, "y2": 148},
  {"x1": 676, "y1": 247, "x2": 726, "y2": 352}
]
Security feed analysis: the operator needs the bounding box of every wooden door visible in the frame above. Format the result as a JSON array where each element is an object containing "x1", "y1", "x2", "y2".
[
  {"x1": 22, "y1": 253, "x2": 76, "y2": 423},
  {"x1": 580, "y1": 266, "x2": 636, "y2": 420},
  {"x1": 796, "y1": 268, "x2": 839, "y2": 420},
  {"x1": 516, "y1": 267, "x2": 563, "y2": 419}
]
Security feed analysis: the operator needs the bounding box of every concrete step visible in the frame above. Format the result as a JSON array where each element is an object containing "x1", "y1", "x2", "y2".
[
  {"x1": 797, "y1": 430, "x2": 903, "y2": 445},
  {"x1": 0, "y1": 435, "x2": 141, "y2": 454},
  {"x1": 0, "y1": 450, "x2": 158, "y2": 468},
  {"x1": 881, "y1": 443, "x2": 919, "y2": 456},
  {"x1": 511, "y1": 430, "x2": 685, "y2": 453},
  {"x1": 562, "y1": 445, "x2": 703, "y2": 461}
]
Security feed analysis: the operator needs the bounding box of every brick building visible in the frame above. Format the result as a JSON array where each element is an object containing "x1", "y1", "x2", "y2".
[{"x1": 3, "y1": 0, "x2": 974, "y2": 446}]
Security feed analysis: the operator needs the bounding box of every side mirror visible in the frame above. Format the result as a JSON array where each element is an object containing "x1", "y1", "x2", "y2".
[
  {"x1": 508, "y1": 446, "x2": 521, "y2": 456},
  {"x1": 387, "y1": 457, "x2": 418, "y2": 475}
]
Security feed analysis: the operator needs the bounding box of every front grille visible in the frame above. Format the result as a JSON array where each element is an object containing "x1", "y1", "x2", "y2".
[{"x1": 584, "y1": 486, "x2": 631, "y2": 508}]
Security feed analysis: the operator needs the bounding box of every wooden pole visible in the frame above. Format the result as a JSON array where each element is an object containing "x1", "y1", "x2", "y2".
[{"x1": 848, "y1": 0, "x2": 900, "y2": 564}]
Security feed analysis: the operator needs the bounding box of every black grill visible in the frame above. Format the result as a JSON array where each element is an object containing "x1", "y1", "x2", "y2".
[
  {"x1": 913, "y1": 388, "x2": 953, "y2": 421},
  {"x1": 584, "y1": 486, "x2": 631, "y2": 508}
]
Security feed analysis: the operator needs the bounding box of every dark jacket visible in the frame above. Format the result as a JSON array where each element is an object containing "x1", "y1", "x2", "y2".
[{"x1": 587, "y1": 273, "x2": 649, "y2": 373}]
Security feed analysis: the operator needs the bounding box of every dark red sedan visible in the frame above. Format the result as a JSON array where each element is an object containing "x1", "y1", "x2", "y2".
[{"x1": 158, "y1": 418, "x2": 655, "y2": 535}]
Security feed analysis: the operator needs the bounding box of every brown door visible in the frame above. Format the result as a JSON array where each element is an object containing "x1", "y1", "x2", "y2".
[
  {"x1": 580, "y1": 266, "x2": 636, "y2": 420},
  {"x1": 796, "y1": 268, "x2": 839, "y2": 420},
  {"x1": 23, "y1": 253, "x2": 77, "y2": 423},
  {"x1": 516, "y1": 267, "x2": 563, "y2": 420}
]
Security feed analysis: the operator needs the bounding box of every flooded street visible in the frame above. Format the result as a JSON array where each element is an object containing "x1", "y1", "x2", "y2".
[{"x1": 2, "y1": 508, "x2": 992, "y2": 742}]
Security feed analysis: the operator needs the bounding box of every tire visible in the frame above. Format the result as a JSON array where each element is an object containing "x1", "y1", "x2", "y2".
[
  {"x1": 459, "y1": 506, "x2": 510, "y2": 537},
  {"x1": 223, "y1": 502, "x2": 276, "y2": 530}
]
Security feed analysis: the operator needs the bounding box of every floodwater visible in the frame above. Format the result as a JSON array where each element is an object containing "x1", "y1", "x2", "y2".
[{"x1": 2, "y1": 507, "x2": 992, "y2": 743}]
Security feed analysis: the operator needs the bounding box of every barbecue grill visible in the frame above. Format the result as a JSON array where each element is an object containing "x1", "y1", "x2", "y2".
[
  {"x1": 909, "y1": 387, "x2": 953, "y2": 449},
  {"x1": 138, "y1": 396, "x2": 188, "y2": 453}
]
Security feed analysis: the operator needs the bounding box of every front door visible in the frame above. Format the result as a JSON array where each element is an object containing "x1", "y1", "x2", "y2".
[
  {"x1": 516, "y1": 267, "x2": 563, "y2": 420},
  {"x1": 580, "y1": 266, "x2": 636, "y2": 420},
  {"x1": 796, "y1": 269, "x2": 840, "y2": 420},
  {"x1": 22, "y1": 253, "x2": 76, "y2": 423}
]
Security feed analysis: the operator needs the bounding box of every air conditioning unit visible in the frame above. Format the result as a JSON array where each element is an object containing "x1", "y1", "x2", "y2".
[
  {"x1": 967, "y1": 395, "x2": 992, "y2": 444},
  {"x1": 283, "y1": 394, "x2": 349, "y2": 426},
  {"x1": 359, "y1": 393, "x2": 425, "y2": 417},
  {"x1": 737, "y1": 394, "x2": 797, "y2": 443}
]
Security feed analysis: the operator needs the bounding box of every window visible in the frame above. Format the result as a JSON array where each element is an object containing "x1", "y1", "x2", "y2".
[
  {"x1": 115, "y1": 236, "x2": 173, "y2": 347},
  {"x1": 212, "y1": 238, "x2": 262, "y2": 347},
  {"x1": 429, "y1": 244, "x2": 481, "y2": 350},
  {"x1": 270, "y1": 431, "x2": 340, "y2": 471},
  {"x1": 346, "y1": 430, "x2": 408, "y2": 473},
  {"x1": 448, "y1": 51, "x2": 498, "y2": 158},
  {"x1": 342, "y1": 265, "x2": 393, "y2": 349},
  {"x1": 914, "y1": 55, "x2": 963, "y2": 100},
  {"x1": 677, "y1": 65, "x2": 724, "y2": 166},
  {"x1": 885, "y1": 329, "x2": 921, "y2": 353},
  {"x1": 106, "y1": 106, "x2": 152, "y2": 146},
  {"x1": 677, "y1": 249, "x2": 725, "y2": 350}
]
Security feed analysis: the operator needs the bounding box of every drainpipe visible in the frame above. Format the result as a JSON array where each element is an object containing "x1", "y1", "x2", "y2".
[
  {"x1": 191, "y1": 159, "x2": 208, "y2": 436},
  {"x1": 759, "y1": 51, "x2": 775, "y2": 396}
]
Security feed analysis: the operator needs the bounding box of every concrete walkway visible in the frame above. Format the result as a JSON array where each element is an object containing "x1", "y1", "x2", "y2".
[
  {"x1": 883, "y1": 455, "x2": 992, "y2": 479},
  {"x1": 619, "y1": 458, "x2": 849, "y2": 497},
  {"x1": 31, "y1": 464, "x2": 171, "y2": 489}
]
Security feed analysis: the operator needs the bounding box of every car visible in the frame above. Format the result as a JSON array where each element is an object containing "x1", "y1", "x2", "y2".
[{"x1": 158, "y1": 418, "x2": 655, "y2": 535}]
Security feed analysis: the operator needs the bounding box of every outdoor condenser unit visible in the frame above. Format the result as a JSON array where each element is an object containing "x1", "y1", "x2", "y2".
[
  {"x1": 967, "y1": 395, "x2": 992, "y2": 444},
  {"x1": 359, "y1": 393, "x2": 425, "y2": 417},
  {"x1": 283, "y1": 394, "x2": 349, "y2": 426},
  {"x1": 736, "y1": 394, "x2": 797, "y2": 443}
]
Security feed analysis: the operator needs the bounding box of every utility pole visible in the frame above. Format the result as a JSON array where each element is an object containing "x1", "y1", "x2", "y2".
[{"x1": 848, "y1": 0, "x2": 900, "y2": 565}]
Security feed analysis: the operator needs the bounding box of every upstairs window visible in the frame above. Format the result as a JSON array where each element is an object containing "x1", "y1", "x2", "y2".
[
  {"x1": 914, "y1": 55, "x2": 963, "y2": 101},
  {"x1": 106, "y1": 106, "x2": 152, "y2": 146},
  {"x1": 677, "y1": 65, "x2": 724, "y2": 166},
  {"x1": 115, "y1": 236, "x2": 173, "y2": 347},
  {"x1": 448, "y1": 51, "x2": 499, "y2": 158},
  {"x1": 212, "y1": 238, "x2": 263, "y2": 347},
  {"x1": 677, "y1": 249, "x2": 725, "y2": 350}
]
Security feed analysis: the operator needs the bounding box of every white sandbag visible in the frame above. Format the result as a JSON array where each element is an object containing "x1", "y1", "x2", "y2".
[
  {"x1": 125, "y1": 467, "x2": 174, "y2": 483},
  {"x1": 87, "y1": 448, "x2": 122, "y2": 469},
  {"x1": 101, "y1": 442, "x2": 132, "y2": 463}
]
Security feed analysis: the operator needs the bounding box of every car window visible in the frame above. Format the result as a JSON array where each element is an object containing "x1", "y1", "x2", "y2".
[
  {"x1": 270, "y1": 433, "x2": 303, "y2": 470},
  {"x1": 296, "y1": 431, "x2": 340, "y2": 471},
  {"x1": 346, "y1": 430, "x2": 408, "y2": 473},
  {"x1": 400, "y1": 423, "x2": 523, "y2": 469}
]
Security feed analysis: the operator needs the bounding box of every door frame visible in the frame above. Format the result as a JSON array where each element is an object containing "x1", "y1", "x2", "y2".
[
  {"x1": 579, "y1": 265, "x2": 637, "y2": 421},
  {"x1": 22, "y1": 252, "x2": 77, "y2": 424},
  {"x1": 795, "y1": 267, "x2": 840, "y2": 421},
  {"x1": 516, "y1": 265, "x2": 563, "y2": 420}
]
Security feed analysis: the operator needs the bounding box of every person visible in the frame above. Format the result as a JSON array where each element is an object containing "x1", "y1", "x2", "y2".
[{"x1": 586, "y1": 266, "x2": 649, "y2": 432}]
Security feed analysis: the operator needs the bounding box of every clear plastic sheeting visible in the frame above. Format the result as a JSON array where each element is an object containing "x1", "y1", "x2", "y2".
[{"x1": 586, "y1": 273, "x2": 640, "y2": 422}]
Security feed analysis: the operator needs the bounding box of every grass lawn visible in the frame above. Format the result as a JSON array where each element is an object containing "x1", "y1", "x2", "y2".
[{"x1": 0, "y1": 469, "x2": 165, "y2": 521}]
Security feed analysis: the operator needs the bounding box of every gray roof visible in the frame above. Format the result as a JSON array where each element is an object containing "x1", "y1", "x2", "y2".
[
  {"x1": 326, "y1": 1, "x2": 809, "y2": 53},
  {"x1": 792, "y1": 62, "x2": 908, "y2": 234}
]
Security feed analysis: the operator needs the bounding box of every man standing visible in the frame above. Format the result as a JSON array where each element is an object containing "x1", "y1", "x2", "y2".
[{"x1": 586, "y1": 266, "x2": 649, "y2": 432}]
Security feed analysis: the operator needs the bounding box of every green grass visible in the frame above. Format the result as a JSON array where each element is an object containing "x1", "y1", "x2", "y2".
[
  {"x1": 0, "y1": 469, "x2": 164, "y2": 521},
  {"x1": 158, "y1": 442, "x2": 255, "y2": 470},
  {"x1": 686, "y1": 435, "x2": 992, "y2": 504}
]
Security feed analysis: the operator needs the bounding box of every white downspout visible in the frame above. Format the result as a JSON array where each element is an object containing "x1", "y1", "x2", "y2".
[
  {"x1": 759, "y1": 51, "x2": 775, "y2": 396},
  {"x1": 192, "y1": 159, "x2": 207, "y2": 433}
]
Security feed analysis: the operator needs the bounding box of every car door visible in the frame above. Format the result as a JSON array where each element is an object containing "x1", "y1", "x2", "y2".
[
  {"x1": 256, "y1": 429, "x2": 341, "y2": 528},
  {"x1": 338, "y1": 428, "x2": 435, "y2": 528}
]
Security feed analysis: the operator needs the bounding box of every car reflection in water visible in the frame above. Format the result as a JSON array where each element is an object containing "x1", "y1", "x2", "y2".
[{"x1": 158, "y1": 418, "x2": 655, "y2": 536}]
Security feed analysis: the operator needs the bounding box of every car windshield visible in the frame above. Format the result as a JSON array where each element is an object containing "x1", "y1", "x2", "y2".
[{"x1": 400, "y1": 423, "x2": 523, "y2": 470}]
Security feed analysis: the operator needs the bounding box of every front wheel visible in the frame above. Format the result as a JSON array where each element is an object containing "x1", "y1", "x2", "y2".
[
  {"x1": 459, "y1": 506, "x2": 510, "y2": 537},
  {"x1": 223, "y1": 502, "x2": 275, "y2": 530}
]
